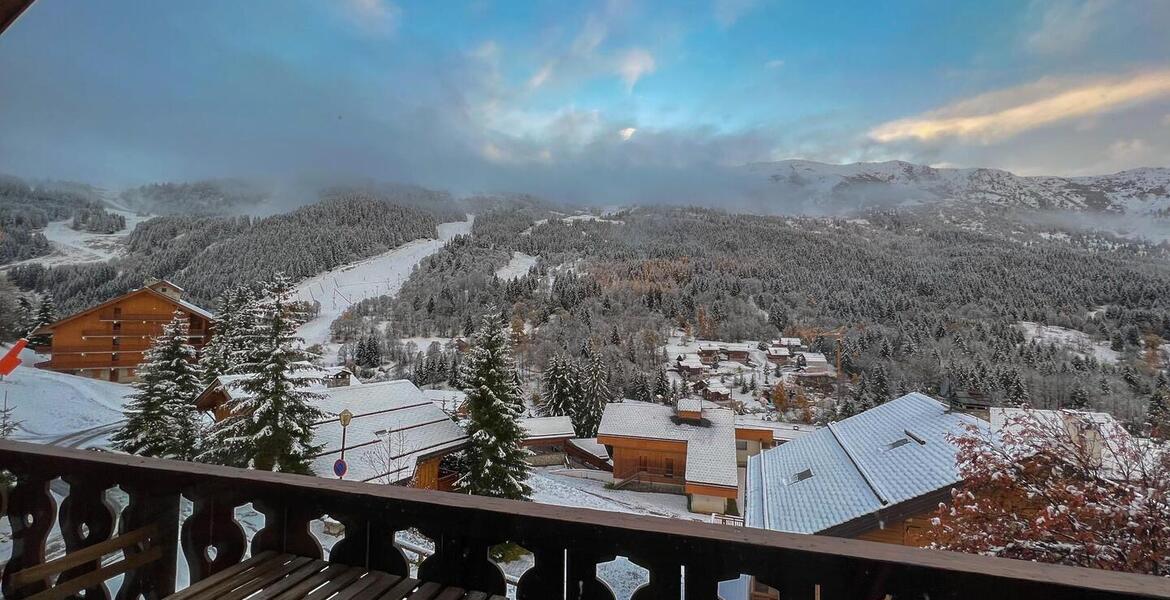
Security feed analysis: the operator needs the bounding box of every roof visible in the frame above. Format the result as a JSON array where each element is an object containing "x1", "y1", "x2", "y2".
[
  {"x1": 521, "y1": 415, "x2": 575, "y2": 441},
  {"x1": 421, "y1": 389, "x2": 467, "y2": 413},
  {"x1": 310, "y1": 380, "x2": 468, "y2": 484},
  {"x1": 766, "y1": 347, "x2": 791, "y2": 356},
  {"x1": 745, "y1": 393, "x2": 986, "y2": 534},
  {"x1": 722, "y1": 343, "x2": 753, "y2": 353},
  {"x1": 677, "y1": 397, "x2": 703, "y2": 413},
  {"x1": 35, "y1": 284, "x2": 215, "y2": 333},
  {"x1": 597, "y1": 401, "x2": 738, "y2": 489},
  {"x1": 989, "y1": 407, "x2": 1133, "y2": 478},
  {"x1": 796, "y1": 352, "x2": 828, "y2": 363},
  {"x1": 780, "y1": 337, "x2": 802, "y2": 346},
  {"x1": 734, "y1": 417, "x2": 819, "y2": 442}
]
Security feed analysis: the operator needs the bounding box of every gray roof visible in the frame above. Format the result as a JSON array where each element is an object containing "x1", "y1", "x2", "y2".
[
  {"x1": 745, "y1": 393, "x2": 986, "y2": 534},
  {"x1": 598, "y1": 400, "x2": 739, "y2": 488}
]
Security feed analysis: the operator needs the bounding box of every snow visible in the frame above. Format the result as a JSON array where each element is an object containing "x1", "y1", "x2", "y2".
[
  {"x1": 6, "y1": 210, "x2": 153, "y2": 268},
  {"x1": 494, "y1": 252, "x2": 539, "y2": 280},
  {"x1": 519, "y1": 214, "x2": 624, "y2": 236},
  {"x1": 0, "y1": 347, "x2": 129, "y2": 446},
  {"x1": 292, "y1": 217, "x2": 473, "y2": 357},
  {"x1": 1017, "y1": 321, "x2": 1120, "y2": 364}
]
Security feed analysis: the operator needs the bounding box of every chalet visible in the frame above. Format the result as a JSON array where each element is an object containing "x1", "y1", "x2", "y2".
[
  {"x1": 322, "y1": 366, "x2": 354, "y2": 388},
  {"x1": 195, "y1": 365, "x2": 360, "y2": 422},
  {"x1": 735, "y1": 417, "x2": 819, "y2": 446},
  {"x1": 519, "y1": 415, "x2": 576, "y2": 466},
  {"x1": 675, "y1": 354, "x2": 706, "y2": 378},
  {"x1": 778, "y1": 337, "x2": 803, "y2": 349},
  {"x1": 31, "y1": 279, "x2": 214, "y2": 383},
  {"x1": 697, "y1": 342, "x2": 721, "y2": 365},
  {"x1": 309, "y1": 380, "x2": 468, "y2": 490},
  {"x1": 721, "y1": 342, "x2": 753, "y2": 363},
  {"x1": 764, "y1": 346, "x2": 790, "y2": 365},
  {"x1": 703, "y1": 381, "x2": 732, "y2": 403},
  {"x1": 597, "y1": 400, "x2": 740, "y2": 514},
  {"x1": 744, "y1": 393, "x2": 985, "y2": 545}
]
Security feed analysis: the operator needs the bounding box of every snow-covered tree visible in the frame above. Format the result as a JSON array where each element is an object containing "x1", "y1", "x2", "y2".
[
  {"x1": 26, "y1": 293, "x2": 55, "y2": 347},
  {"x1": 201, "y1": 274, "x2": 324, "y2": 473},
  {"x1": 540, "y1": 352, "x2": 579, "y2": 417},
  {"x1": 200, "y1": 285, "x2": 258, "y2": 383},
  {"x1": 1148, "y1": 386, "x2": 1170, "y2": 441},
  {"x1": 459, "y1": 310, "x2": 531, "y2": 500},
  {"x1": 929, "y1": 409, "x2": 1170, "y2": 575},
  {"x1": 574, "y1": 348, "x2": 610, "y2": 437},
  {"x1": 112, "y1": 311, "x2": 204, "y2": 460}
]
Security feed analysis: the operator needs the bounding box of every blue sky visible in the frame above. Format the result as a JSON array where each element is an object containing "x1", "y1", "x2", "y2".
[{"x1": 1, "y1": 0, "x2": 1168, "y2": 202}]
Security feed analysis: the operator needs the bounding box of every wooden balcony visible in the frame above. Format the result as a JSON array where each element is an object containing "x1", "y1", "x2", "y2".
[
  {"x1": 0, "y1": 440, "x2": 1166, "y2": 600},
  {"x1": 98, "y1": 313, "x2": 179, "y2": 322}
]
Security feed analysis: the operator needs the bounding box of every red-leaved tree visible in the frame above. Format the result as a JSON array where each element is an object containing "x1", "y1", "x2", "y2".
[{"x1": 928, "y1": 409, "x2": 1170, "y2": 575}]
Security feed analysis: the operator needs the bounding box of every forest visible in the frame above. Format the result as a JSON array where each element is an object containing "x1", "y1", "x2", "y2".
[
  {"x1": 331, "y1": 204, "x2": 1170, "y2": 427},
  {"x1": 0, "y1": 174, "x2": 126, "y2": 264},
  {"x1": 5, "y1": 188, "x2": 465, "y2": 312}
]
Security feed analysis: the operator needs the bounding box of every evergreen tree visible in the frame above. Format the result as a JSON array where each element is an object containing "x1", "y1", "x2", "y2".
[
  {"x1": 202, "y1": 274, "x2": 324, "y2": 473},
  {"x1": 26, "y1": 293, "x2": 56, "y2": 346},
  {"x1": 541, "y1": 353, "x2": 580, "y2": 417},
  {"x1": 459, "y1": 310, "x2": 531, "y2": 500},
  {"x1": 654, "y1": 366, "x2": 670, "y2": 401},
  {"x1": 112, "y1": 311, "x2": 204, "y2": 460},
  {"x1": 768, "y1": 301, "x2": 788, "y2": 333},
  {"x1": 200, "y1": 285, "x2": 256, "y2": 383},
  {"x1": 1067, "y1": 381, "x2": 1090, "y2": 410},
  {"x1": 0, "y1": 392, "x2": 19, "y2": 439},
  {"x1": 1148, "y1": 386, "x2": 1170, "y2": 441},
  {"x1": 16, "y1": 296, "x2": 37, "y2": 338},
  {"x1": 574, "y1": 349, "x2": 611, "y2": 437}
]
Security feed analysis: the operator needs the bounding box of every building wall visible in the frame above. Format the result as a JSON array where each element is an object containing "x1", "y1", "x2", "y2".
[
  {"x1": 413, "y1": 455, "x2": 442, "y2": 490},
  {"x1": 44, "y1": 289, "x2": 210, "y2": 382},
  {"x1": 854, "y1": 513, "x2": 933, "y2": 546},
  {"x1": 600, "y1": 437, "x2": 688, "y2": 484},
  {"x1": 689, "y1": 493, "x2": 728, "y2": 514}
]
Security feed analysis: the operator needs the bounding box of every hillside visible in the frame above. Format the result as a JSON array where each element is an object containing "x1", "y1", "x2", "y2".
[{"x1": 749, "y1": 160, "x2": 1170, "y2": 214}]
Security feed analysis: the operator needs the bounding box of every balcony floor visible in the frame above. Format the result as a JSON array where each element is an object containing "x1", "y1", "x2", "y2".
[{"x1": 172, "y1": 551, "x2": 501, "y2": 600}]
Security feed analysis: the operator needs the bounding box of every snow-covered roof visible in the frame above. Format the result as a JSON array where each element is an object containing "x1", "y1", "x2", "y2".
[
  {"x1": 989, "y1": 407, "x2": 1133, "y2": 477},
  {"x1": 310, "y1": 380, "x2": 468, "y2": 484},
  {"x1": 706, "y1": 382, "x2": 731, "y2": 394},
  {"x1": 677, "y1": 355, "x2": 705, "y2": 369},
  {"x1": 697, "y1": 343, "x2": 721, "y2": 352},
  {"x1": 796, "y1": 352, "x2": 828, "y2": 363},
  {"x1": 746, "y1": 393, "x2": 986, "y2": 534},
  {"x1": 676, "y1": 397, "x2": 703, "y2": 413},
  {"x1": 175, "y1": 298, "x2": 216, "y2": 321},
  {"x1": 721, "y1": 343, "x2": 753, "y2": 353},
  {"x1": 780, "y1": 337, "x2": 802, "y2": 346},
  {"x1": 734, "y1": 417, "x2": 819, "y2": 442},
  {"x1": 568, "y1": 437, "x2": 610, "y2": 460},
  {"x1": 597, "y1": 401, "x2": 738, "y2": 489},
  {"x1": 421, "y1": 388, "x2": 467, "y2": 413},
  {"x1": 521, "y1": 415, "x2": 575, "y2": 441},
  {"x1": 205, "y1": 364, "x2": 356, "y2": 402},
  {"x1": 766, "y1": 346, "x2": 791, "y2": 356}
]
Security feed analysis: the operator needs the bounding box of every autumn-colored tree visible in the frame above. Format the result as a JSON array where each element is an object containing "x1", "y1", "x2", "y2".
[
  {"x1": 929, "y1": 409, "x2": 1170, "y2": 575},
  {"x1": 770, "y1": 383, "x2": 789, "y2": 413},
  {"x1": 793, "y1": 387, "x2": 813, "y2": 424}
]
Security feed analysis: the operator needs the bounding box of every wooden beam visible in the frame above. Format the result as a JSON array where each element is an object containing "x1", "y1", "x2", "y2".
[{"x1": 0, "y1": 0, "x2": 33, "y2": 36}]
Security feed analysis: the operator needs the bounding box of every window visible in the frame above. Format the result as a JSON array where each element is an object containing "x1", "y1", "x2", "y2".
[
  {"x1": 788, "y1": 468, "x2": 813, "y2": 485},
  {"x1": 887, "y1": 438, "x2": 911, "y2": 450},
  {"x1": 736, "y1": 440, "x2": 748, "y2": 451},
  {"x1": 664, "y1": 458, "x2": 674, "y2": 478}
]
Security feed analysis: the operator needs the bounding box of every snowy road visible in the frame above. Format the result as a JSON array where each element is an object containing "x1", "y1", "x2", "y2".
[
  {"x1": 293, "y1": 217, "x2": 473, "y2": 356},
  {"x1": 5, "y1": 209, "x2": 152, "y2": 269}
]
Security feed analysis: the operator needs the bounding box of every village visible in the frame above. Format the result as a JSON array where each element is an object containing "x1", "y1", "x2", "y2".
[{"x1": 6, "y1": 276, "x2": 1165, "y2": 599}]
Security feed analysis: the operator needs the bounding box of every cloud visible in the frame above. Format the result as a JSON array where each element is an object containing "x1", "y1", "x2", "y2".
[
  {"x1": 615, "y1": 48, "x2": 655, "y2": 91},
  {"x1": 869, "y1": 70, "x2": 1170, "y2": 143},
  {"x1": 341, "y1": 0, "x2": 400, "y2": 35},
  {"x1": 527, "y1": 63, "x2": 554, "y2": 89},
  {"x1": 1025, "y1": 0, "x2": 1110, "y2": 56},
  {"x1": 619, "y1": 127, "x2": 637, "y2": 140},
  {"x1": 713, "y1": 0, "x2": 759, "y2": 28},
  {"x1": 765, "y1": 59, "x2": 785, "y2": 70}
]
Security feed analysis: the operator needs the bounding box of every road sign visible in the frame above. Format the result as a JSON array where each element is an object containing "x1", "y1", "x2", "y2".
[
  {"x1": 339, "y1": 409, "x2": 353, "y2": 427},
  {"x1": 333, "y1": 459, "x2": 348, "y2": 478}
]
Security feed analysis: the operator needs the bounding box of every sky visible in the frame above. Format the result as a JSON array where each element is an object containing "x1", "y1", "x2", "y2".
[{"x1": 1, "y1": 0, "x2": 1168, "y2": 204}]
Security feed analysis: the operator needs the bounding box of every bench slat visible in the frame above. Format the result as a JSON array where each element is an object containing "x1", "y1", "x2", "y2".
[
  {"x1": 11, "y1": 523, "x2": 158, "y2": 588},
  {"x1": 25, "y1": 545, "x2": 162, "y2": 600},
  {"x1": 168, "y1": 550, "x2": 280, "y2": 600}
]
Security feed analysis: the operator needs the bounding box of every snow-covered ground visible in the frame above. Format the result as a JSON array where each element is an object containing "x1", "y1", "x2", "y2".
[
  {"x1": 5, "y1": 209, "x2": 153, "y2": 269},
  {"x1": 293, "y1": 217, "x2": 472, "y2": 359},
  {"x1": 1, "y1": 347, "x2": 130, "y2": 446},
  {"x1": 520, "y1": 214, "x2": 624, "y2": 236},
  {"x1": 1017, "y1": 321, "x2": 1120, "y2": 364},
  {"x1": 495, "y1": 252, "x2": 539, "y2": 280}
]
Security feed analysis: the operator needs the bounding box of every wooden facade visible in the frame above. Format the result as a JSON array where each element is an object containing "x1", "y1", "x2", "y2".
[
  {"x1": 600, "y1": 436, "x2": 688, "y2": 486},
  {"x1": 34, "y1": 280, "x2": 213, "y2": 383}
]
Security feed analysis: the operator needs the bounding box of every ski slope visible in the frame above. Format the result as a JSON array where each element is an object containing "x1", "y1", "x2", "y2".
[
  {"x1": 494, "y1": 252, "x2": 538, "y2": 280},
  {"x1": 6, "y1": 209, "x2": 153, "y2": 269},
  {"x1": 293, "y1": 217, "x2": 473, "y2": 356},
  {"x1": 0, "y1": 347, "x2": 129, "y2": 447}
]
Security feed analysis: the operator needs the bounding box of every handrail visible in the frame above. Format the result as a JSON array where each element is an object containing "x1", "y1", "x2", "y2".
[{"x1": 0, "y1": 440, "x2": 1166, "y2": 599}]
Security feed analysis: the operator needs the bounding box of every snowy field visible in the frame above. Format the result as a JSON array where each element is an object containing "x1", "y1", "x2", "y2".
[
  {"x1": 1017, "y1": 321, "x2": 1120, "y2": 364},
  {"x1": 5, "y1": 209, "x2": 153, "y2": 269},
  {"x1": 520, "y1": 214, "x2": 624, "y2": 236},
  {"x1": 293, "y1": 217, "x2": 472, "y2": 357},
  {"x1": 495, "y1": 252, "x2": 539, "y2": 280},
  {"x1": 0, "y1": 347, "x2": 129, "y2": 446}
]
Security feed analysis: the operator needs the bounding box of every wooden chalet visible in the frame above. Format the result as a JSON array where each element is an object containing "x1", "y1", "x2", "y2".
[
  {"x1": 765, "y1": 346, "x2": 790, "y2": 365},
  {"x1": 32, "y1": 279, "x2": 214, "y2": 383},
  {"x1": 519, "y1": 415, "x2": 576, "y2": 466}
]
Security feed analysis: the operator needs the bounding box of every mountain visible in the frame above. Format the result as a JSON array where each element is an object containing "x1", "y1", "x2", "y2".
[{"x1": 748, "y1": 160, "x2": 1170, "y2": 214}]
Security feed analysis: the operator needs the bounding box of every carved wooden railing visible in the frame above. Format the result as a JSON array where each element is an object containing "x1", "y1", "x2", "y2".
[{"x1": 1, "y1": 440, "x2": 1168, "y2": 600}]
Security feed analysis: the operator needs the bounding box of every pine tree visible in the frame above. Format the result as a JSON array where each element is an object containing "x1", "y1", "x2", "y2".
[
  {"x1": 200, "y1": 285, "x2": 257, "y2": 383},
  {"x1": 541, "y1": 353, "x2": 580, "y2": 417},
  {"x1": 16, "y1": 296, "x2": 37, "y2": 338},
  {"x1": 1148, "y1": 386, "x2": 1170, "y2": 441},
  {"x1": 26, "y1": 293, "x2": 56, "y2": 346},
  {"x1": 459, "y1": 310, "x2": 531, "y2": 500},
  {"x1": 654, "y1": 366, "x2": 670, "y2": 401},
  {"x1": 1067, "y1": 381, "x2": 1090, "y2": 410},
  {"x1": 112, "y1": 311, "x2": 204, "y2": 460},
  {"x1": 202, "y1": 274, "x2": 324, "y2": 473},
  {"x1": 0, "y1": 392, "x2": 19, "y2": 439},
  {"x1": 768, "y1": 300, "x2": 788, "y2": 334},
  {"x1": 574, "y1": 349, "x2": 611, "y2": 437}
]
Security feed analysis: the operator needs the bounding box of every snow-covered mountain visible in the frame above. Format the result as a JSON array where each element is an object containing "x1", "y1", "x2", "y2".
[{"x1": 748, "y1": 160, "x2": 1170, "y2": 214}]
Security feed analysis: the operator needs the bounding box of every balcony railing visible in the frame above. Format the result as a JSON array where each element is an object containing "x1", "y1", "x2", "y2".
[{"x1": 0, "y1": 440, "x2": 1167, "y2": 600}]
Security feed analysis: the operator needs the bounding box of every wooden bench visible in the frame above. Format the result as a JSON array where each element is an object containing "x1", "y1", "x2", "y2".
[{"x1": 170, "y1": 552, "x2": 505, "y2": 600}]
